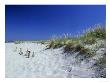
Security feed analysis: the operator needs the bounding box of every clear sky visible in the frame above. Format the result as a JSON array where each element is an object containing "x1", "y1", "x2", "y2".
[{"x1": 5, "y1": 5, "x2": 106, "y2": 41}]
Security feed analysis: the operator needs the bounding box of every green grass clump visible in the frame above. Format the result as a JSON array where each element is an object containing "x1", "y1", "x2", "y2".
[
  {"x1": 74, "y1": 44, "x2": 83, "y2": 52},
  {"x1": 83, "y1": 37, "x2": 96, "y2": 44},
  {"x1": 40, "y1": 40, "x2": 46, "y2": 44},
  {"x1": 47, "y1": 40, "x2": 55, "y2": 49},
  {"x1": 53, "y1": 42, "x2": 64, "y2": 49},
  {"x1": 46, "y1": 38, "x2": 72, "y2": 49},
  {"x1": 64, "y1": 42, "x2": 76, "y2": 53},
  {"x1": 64, "y1": 43, "x2": 93, "y2": 58},
  {"x1": 14, "y1": 41, "x2": 24, "y2": 44},
  {"x1": 47, "y1": 40, "x2": 64, "y2": 49},
  {"x1": 85, "y1": 26, "x2": 106, "y2": 40}
]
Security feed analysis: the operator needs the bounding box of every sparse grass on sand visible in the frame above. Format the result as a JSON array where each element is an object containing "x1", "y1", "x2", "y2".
[
  {"x1": 46, "y1": 24, "x2": 106, "y2": 58},
  {"x1": 14, "y1": 25, "x2": 105, "y2": 58}
]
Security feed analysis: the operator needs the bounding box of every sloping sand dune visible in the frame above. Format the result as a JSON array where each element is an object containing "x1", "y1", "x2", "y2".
[{"x1": 5, "y1": 43, "x2": 104, "y2": 78}]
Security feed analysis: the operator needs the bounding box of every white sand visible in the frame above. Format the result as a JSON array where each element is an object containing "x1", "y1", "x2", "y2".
[{"x1": 6, "y1": 43, "x2": 102, "y2": 78}]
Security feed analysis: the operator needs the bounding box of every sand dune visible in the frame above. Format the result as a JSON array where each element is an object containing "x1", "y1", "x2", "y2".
[{"x1": 5, "y1": 42, "x2": 105, "y2": 78}]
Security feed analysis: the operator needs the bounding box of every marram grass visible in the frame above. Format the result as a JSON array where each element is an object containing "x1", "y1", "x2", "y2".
[{"x1": 46, "y1": 25, "x2": 106, "y2": 58}]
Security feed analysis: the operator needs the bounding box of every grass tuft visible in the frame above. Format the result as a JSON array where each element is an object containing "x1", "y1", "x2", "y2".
[
  {"x1": 83, "y1": 37, "x2": 96, "y2": 44},
  {"x1": 85, "y1": 25, "x2": 106, "y2": 39},
  {"x1": 46, "y1": 24, "x2": 105, "y2": 58}
]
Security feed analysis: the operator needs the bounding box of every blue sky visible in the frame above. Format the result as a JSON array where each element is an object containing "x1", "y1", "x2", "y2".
[{"x1": 5, "y1": 5, "x2": 106, "y2": 41}]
